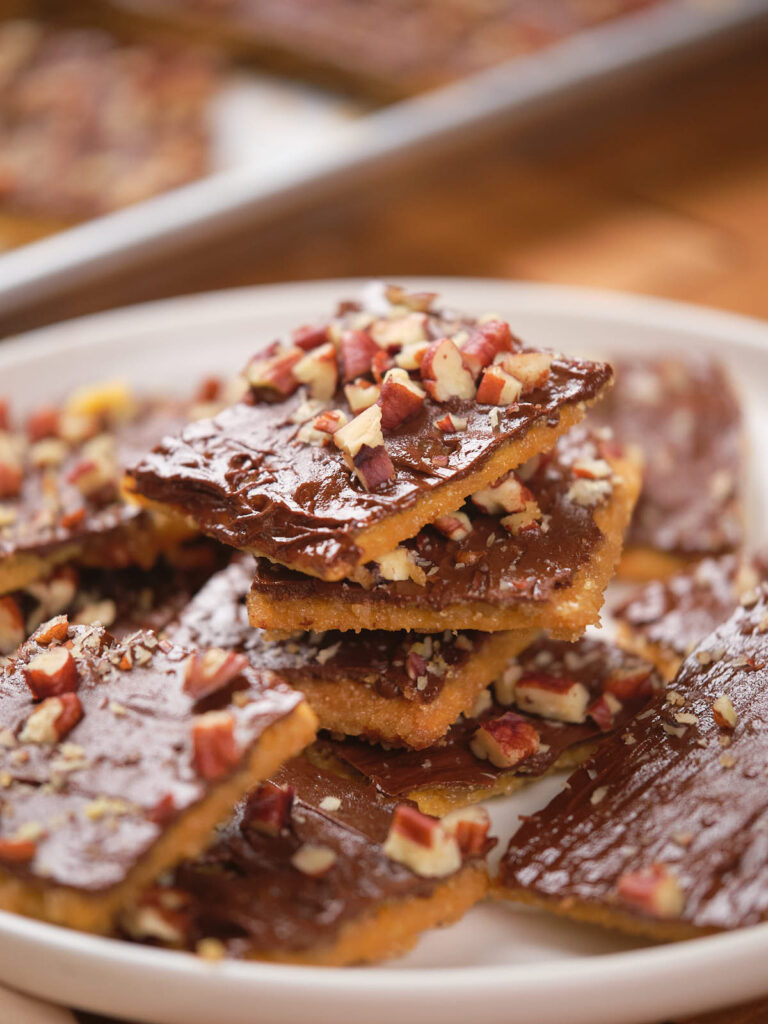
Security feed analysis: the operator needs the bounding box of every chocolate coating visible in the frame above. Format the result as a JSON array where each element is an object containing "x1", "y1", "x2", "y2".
[
  {"x1": 130, "y1": 292, "x2": 612, "y2": 578},
  {"x1": 250, "y1": 426, "x2": 613, "y2": 611},
  {"x1": 590, "y1": 357, "x2": 743, "y2": 558},
  {"x1": 500, "y1": 590, "x2": 768, "y2": 931},
  {"x1": 143, "y1": 757, "x2": 488, "y2": 955},
  {"x1": 0, "y1": 622, "x2": 302, "y2": 892},
  {"x1": 329, "y1": 636, "x2": 661, "y2": 795},
  {"x1": 169, "y1": 556, "x2": 491, "y2": 703}
]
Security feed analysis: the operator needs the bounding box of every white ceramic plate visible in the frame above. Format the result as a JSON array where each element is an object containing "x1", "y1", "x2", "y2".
[{"x1": 1, "y1": 279, "x2": 768, "y2": 1024}]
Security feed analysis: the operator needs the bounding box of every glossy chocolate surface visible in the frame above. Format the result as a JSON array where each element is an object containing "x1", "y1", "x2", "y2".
[
  {"x1": 330, "y1": 636, "x2": 661, "y2": 795},
  {"x1": 590, "y1": 357, "x2": 743, "y2": 557},
  {"x1": 614, "y1": 554, "x2": 766, "y2": 662},
  {"x1": 250, "y1": 426, "x2": 614, "y2": 610},
  {"x1": 500, "y1": 590, "x2": 768, "y2": 931},
  {"x1": 130, "y1": 290, "x2": 612, "y2": 578},
  {"x1": 143, "y1": 757, "x2": 486, "y2": 955},
  {"x1": 0, "y1": 621, "x2": 302, "y2": 891},
  {"x1": 169, "y1": 556, "x2": 491, "y2": 703}
]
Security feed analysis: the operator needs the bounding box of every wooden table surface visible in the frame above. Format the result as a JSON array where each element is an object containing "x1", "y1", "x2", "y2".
[{"x1": 5, "y1": 22, "x2": 768, "y2": 1024}]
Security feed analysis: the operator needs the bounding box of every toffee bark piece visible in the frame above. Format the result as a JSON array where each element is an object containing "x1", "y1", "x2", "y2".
[
  {"x1": 0, "y1": 617, "x2": 316, "y2": 933},
  {"x1": 0, "y1": 540, "x2": 228, "y2": 656},
  {"x1": 326, "y1": 636, "x2": 662, "y2": 815},
  {"x1": 168, "y1": 556, "x2": 534, "y2": 749},
  {"x1": 0, "y1": 382, "x2": 203, "y2": 596},
  {"x1": 0, "y1": 20, "x2": 215, "y2": 226},
  {"x1": 498, "y1": 588, "x2": 768, "y2": 940},
  {"x1": 614, "y1": 555, "x2": 767, "y2": 681},
  {"x1": 589, "y1": 356, "x2": 744, "y2": 580},
  {"x1": 100, "y1": 0, "x2": 663, "y2": 100},
  {"x1": 246, "y1": 427, "x2": 640, "y2": 635},
  {"x1": 123, "y1": 757, "x2": 491, "y2": 964},
  {"x1": 128, "y1": 285, "x2": 614, "y2": 583}
]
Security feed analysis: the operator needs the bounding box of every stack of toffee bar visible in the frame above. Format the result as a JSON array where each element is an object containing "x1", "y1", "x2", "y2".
[
  {"x1": 118, "y1": 282, "x2": 663, "y2": 959},
  {"x1": 128, "y1": 283, "x2": 640, "y2": 746}
]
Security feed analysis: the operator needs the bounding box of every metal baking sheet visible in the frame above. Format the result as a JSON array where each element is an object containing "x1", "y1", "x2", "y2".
[{"x1": 0, "y1": 0, "x2": 766, "y2": 319}]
